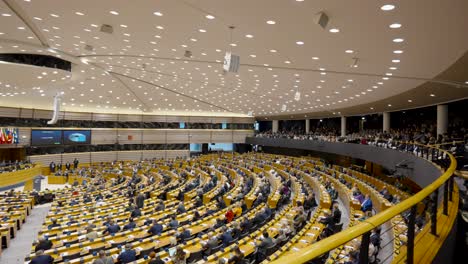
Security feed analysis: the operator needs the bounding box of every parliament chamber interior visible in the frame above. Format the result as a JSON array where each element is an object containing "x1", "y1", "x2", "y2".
[{"x1": 0, "y1": 1, "x2": 468, "y2": 264}]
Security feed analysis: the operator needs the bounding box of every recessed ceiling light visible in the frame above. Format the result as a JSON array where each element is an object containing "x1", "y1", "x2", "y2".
[
  {"x1": 266, "y1": 20, "x2": 276, "y2": 25},
  {"x1": 17, "y1": 27, "x2": 25, "y2": 30},
  {"x1": 230, "y1": 43, "x2": 237, "y2": 46},
  {"x1": 110, "y1": 11, "x2": 119, "y2": 15},
  {"x1": 75, "y1": 12, "x2": 85, "y2": 16},
  {"x1": 465, "y1": 81, "x2": 468, "y2": 84},
  {"x1": 245, "y1": 34, "x2": 253, "y2": 38},
  {"x1": 153, "y1": 11, "x2": 163, "y2": 16},
  {"x1": 1, "y1": 13, "x2": 12, "y2": 17},
  {"x1": 50, "y1": 14, "x2": 59, "y2": 18},
  {"x1": 250, "y1": 54, "x2": 256, "y2": 58},
  {"x1": 393, "y1": 38, "x2": 404, "y2": 43},
  {"x1": 312, "y1": 57, "x2": 319, "y2": 60},
  {"x1": 389, "y1": 23, "x2": 401, "y2": 29},
  {"x1": 381, "y1": 4, "x2": 395, "y2": 11},
  {"x1": 393, "y1": 50, "x2": 403, "y2": 54},
  {"x1": 388, "y1": 104, "x2": 392, "y2": 107},
  {"x1": 329, "y1": 28, "x2": 340, "y2": 33},
  {"x1": 408, "y1": 99, "x2": 413, "y2": 102},
  {"x1": 345, "y1": 50, "x2": 354, "y2": 53},
  {"x1": 199, "y1": 29, "x2": 207, "y2": 33},
  {"x1": 284, "y1": 60, "x2": 291, "y2": 64},
  {"x1": 190, "y1": 38, "x2": 197, "y2": 42},
  {"x1": 430, "y1": 94, "x2": 435, "y2": 97},
  {"x1": 206, "y1": 14, "x2": 215, "y2": 19},
  {"x1": 389, "y1": 67, "x2": 397, "y2": 70},
  {"x1": 269, "y1": 49, "x2": 277, "y2": 53},
  {"x1": 120, "y1": 24, "x2": 128, "y2": 28},
  {"x1": 392, "y1": 59, "x2": 400, "y2": 63},
  {"x1": 296, "y1": 41, "x2": 304, "y2": 45}
]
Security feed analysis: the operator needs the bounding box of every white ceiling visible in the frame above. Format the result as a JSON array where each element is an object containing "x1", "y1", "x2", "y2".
[{"x1": 0, "y1": 0, "x2": 467, "y2": 117}]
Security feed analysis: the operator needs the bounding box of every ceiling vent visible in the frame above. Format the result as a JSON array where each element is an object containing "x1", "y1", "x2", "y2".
[
  {"x1": 84, "y1": 44, "x2": 94, "y2": 51},
  {"x1": 100, "y1": 24, "x2": 114, "y2": 34},
  {"x1": 184, "y1": 50, "x2": 192, "y2": 58}
]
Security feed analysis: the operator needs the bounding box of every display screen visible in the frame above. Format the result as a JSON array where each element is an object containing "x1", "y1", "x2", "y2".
[
  {"x1": 190, "y1": 143, "x2": 202, "y2": 152},
  {"x1": 63, "y1": 130, "x2": 91, "y2": 145},
  {"x1": 209, "y1": 143, "x2": 233, "y2": 151},
  {"x1": 179, "y1": 122, "x2": 185, "y2": 129},
  {"x1": 31, "y1": 130, "x2": 62, "y2": 146}
]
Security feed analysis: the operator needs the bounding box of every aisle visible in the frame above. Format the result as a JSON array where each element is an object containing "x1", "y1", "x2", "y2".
[{"x1": 0, "y1": 204, "x2": 51, "y2": 264}]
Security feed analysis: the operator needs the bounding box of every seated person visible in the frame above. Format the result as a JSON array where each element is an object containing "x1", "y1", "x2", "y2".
[
  {"x1": 123, "y1": 218, "x2": 136, "y2": 230},
  {"x1": 30, "y1": 250, "x2": 54, "y2": 264},
  {"x1": 168, "y1": 216, "x2": 179, "y2": 229},
  {"x1": 92, "y1": 250, "x2": 113, "y2": 264},
  {"x1": 219, "y1": 226, "x2": 233, "y2": 247},
  {"x1": 361, "y1": 195, "x2": 373, "y2": 212},
  {"x1": 103, "y1": 220, "x2": 120, "y2": 235},
  {"x1": 255, "y1": 231, "x2": 274, "y2": 262},
  {"x1": 35, "y1": 237, "x2": 53, "y2": 252},
  {"x1": 148, "y1": 220, "x2": 164, "y2": 236},
  {"x1": 117, "y1": 244, "x2": 136, "y2": 264},
  {"x1": 171, "y1": 246, "x2": 190, "y2": 264},
  {"x1": 175, "y1": 227, "x2": 191, "y2": 241},
  {"x1": 176, "y1": 202, "x2": 186, "y2": 214},
  {"x1": 201, "y1": 235, "x2": 219, "y2": 256}
]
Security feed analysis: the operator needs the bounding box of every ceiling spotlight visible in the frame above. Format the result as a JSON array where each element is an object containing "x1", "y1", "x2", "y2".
[
  {"x1": 266, "y1": 20, "x2": 276, "y2": 25},
  {"x1": 294, "y1": 91, "x2": 301, "y2": 101},
  {"x1": 381, "y1": 5, "x2": 395, "y2": 11},
  {"x1": 206, "y1": 14, "x2": 215, "y2": 19},
  {"x1": 153, "y1": 11, "x2": 163, "y2": 16},
  {"x1": 329, "y1": 28, "x2": 340, "y2": 33},
  {"x1": 389, "y1": 23, "x2": 402, "y2": 29},
  {"x1": 281, "y1": 104, "x2": 287, "y2": 111}
]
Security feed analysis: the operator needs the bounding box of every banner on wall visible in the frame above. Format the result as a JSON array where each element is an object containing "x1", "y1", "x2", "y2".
[{"x1": 0, "y1": 128, "x2": 19, "y2": 144}]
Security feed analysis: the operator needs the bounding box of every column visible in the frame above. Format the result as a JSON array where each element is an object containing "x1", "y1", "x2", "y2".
[
  {"x1": 272, "y1": 120, "x2": 279, "y2": 133},
  {"x1": 437, "y1": 104, "x2": 448, "y2": 136},
  {"x1": 305, "y1": 119, "x2": 310, "y2": 134},
  {"x1": 383, "y1": 112, "x2": 390, "y2": 132},
  {"x1": 341, "y1": 116, "x2": 347, "y2": 137}
]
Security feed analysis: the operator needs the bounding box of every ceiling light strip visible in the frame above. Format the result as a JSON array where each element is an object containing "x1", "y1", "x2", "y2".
[{"x1": 3, "y1": 0, "x2": 50, "y2": 47}]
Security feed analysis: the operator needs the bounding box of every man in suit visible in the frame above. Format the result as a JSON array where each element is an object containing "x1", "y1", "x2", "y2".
[
  {"x1": 202, "y1": 235, "x2": 219, "y2": 256},
  {"x1": 176, "y1": 202, "x2": 186, "y2": 214},
  {"x1": 65, "y1": 162, "x2": 71, "y2": 170},
  {"x1": 332, "y1": 203, "x2": 342, "y2": 224},
  {"x1": 176, "y1": 228, "x2": 191, "y2": 241},
  {"x1": 30, "y1": 250, "x2": 54, "y2": 264},
  {"x1": 220, "y1": 226, "x2": 233, "y2": 247},
  {"x1": 256, "y1": 231, "x2": 274, "y2": 262},
  {"x1": 136, "y1": 192, "x2": 145, "y2": 209},
  {"x1": 155, "y1": 201, "x2": 165, "y2": 211},
  {"x1": 49, "y1": 162, "x2": 55, "y2": 173},
  {"x1": 361, "y1": 195, "x2": 373, "y2": 212},
  {"x1": 240, "y1": 218, "x2": 252, "y2": 232},
  {"x1": 103, "y1": 220, "x2": 121, "y2": 235},
  {"x1": 148, "y1": 220, "x2": 163, "y2": 235},
  {"x1": 131, "y1": 207, "x2": 142, "y2": 218},
  {"x1": 35, "y1": 237, "x2": 53, "y2": 252},
  {"x1": 117, "y1": 244, "x2": 137, "y2": 264},
  {"x1": 123, "y1": 218, "x2": 136, "y2": 230},
  {"x1": 73, "y1": 158, "x2": 79, "y2": 169},
  {"x1": 168, "y1": 216, "x2": 179, "y2": 229}
]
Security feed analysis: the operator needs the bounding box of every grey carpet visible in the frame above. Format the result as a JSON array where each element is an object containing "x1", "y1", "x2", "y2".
[{"x1": 0, "y1": 204, "x2": 51, "y2": 264}]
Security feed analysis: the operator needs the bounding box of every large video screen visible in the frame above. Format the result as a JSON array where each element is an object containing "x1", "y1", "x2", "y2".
[
  {"x1": 63, "y1": 130, "x2": 91, "y2": 145},
  {"x1": 31, "y1": 130, "x2": 62, "y2": 146},
  {"x1": 209, "y1": 143, "x2": 233, "y2": 151}
]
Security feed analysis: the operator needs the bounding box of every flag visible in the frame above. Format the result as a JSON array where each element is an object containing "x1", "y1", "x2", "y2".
[{"x1": 0, "y1": 128, "x2": 5, "y2": 144}]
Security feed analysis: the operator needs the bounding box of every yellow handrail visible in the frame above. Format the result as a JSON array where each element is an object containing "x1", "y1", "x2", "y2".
[{"x1": 270, "y1": 144, "x2": 457, "y2": 264}]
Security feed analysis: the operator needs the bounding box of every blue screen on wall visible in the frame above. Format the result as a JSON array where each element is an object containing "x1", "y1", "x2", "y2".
[
  {"x1": 31, "y1": 130, "x2": 62, "y2": 146},
  {"x1": 63, "y1": 130, "x2": 91, "y2": 145}
]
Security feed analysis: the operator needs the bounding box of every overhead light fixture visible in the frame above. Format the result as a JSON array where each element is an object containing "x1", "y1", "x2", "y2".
[
  {"x1": 266, "y1": 20, "x2": 276, "y2": 25},
  {"x1": 294, "y1": 91, "x2": 301, "y2": 101},
  {"x1": 389, "y1": 23, "x2": 402, "y2": 29},
  {"x1": 206, "y1": 14, "x2": 215, "y2": 19},
  {"x1": 281, "y1": 104, "x2": 287, "y2": 111},
  {"x1": 329, "y1": 28, "x2": 340, "y2": 33},
  {"x1": 381, "y1": 5, "x2": 395, "y2": 11}
]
